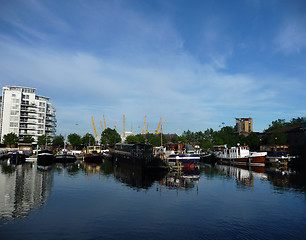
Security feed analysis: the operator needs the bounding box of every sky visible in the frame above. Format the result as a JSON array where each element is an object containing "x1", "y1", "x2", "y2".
[{"x1": 0, "y1": 0, "x2": 305, "y2": 137}]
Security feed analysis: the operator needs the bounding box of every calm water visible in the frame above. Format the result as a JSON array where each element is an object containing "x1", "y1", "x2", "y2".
[{"x1": 0, "y1": 159, "x2": 305, "y2": 240}]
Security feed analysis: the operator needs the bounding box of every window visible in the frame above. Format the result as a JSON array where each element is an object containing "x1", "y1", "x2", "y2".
[
  {"x1": 9, "y1": 128, "x2": 18, "y2": 134},
  {"x1": 10, "y1": 116, "x2": 18, "y2": 121},
  {"x1": 10, "y1": 122, "x2": 18, "y2": 127},
  {"x1": 11, "y1": 110, "x2": 18, "y2": 115}
]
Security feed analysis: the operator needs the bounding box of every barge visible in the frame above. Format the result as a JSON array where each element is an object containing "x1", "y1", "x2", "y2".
[{"x1": 112, "y1": 143, "x2": 154, "y2": 167}]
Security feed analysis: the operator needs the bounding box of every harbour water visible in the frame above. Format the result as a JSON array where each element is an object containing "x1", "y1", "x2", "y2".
[{"x1": 0, "y1": 159, "x2": 305, "y2": 240}]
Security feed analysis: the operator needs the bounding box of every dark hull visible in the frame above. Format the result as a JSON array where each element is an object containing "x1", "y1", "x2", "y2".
[
  {"x1": 200, "y1": 154, "x2": 218, "y2": 165},
  {"x1": 167, "y1": 154, "x2": 200, "y2": 164},
  {"x1": 113, "y1": 152, "x2": 154, "y2": 168},
  {"x1": 37, "y1": 154, "x2": 54, "y2": 166},
  {"x1": 10, "y1": 153, "x2": 26, "y2": 165},
  {"x1": 84, "y1": 154, "x2": 103, "y2": 163},
  {"x1": 55, "y1": 154, "x2": 77, "y2": 164}
]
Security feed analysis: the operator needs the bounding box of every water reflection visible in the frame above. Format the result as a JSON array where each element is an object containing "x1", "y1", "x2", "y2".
[
  {"x1": 160, "y1": 166, "x2": 200, "y2": 191},
  {"x1": 113, "y1": 160, "x2": 167, "y2": 189},
  {"x1": 1, "y1": 158, "x2": 305, "y2": 225},
  {"x1": 0, "y1": 162, "x2": 53, "y2": 222},
  {"x1": 213, "y1": 163, "x2": 305, "y2": 192}
]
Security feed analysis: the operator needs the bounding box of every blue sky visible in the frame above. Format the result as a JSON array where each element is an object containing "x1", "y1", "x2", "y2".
[{"x1": 0, "y1": 0, "x2": 305, "y2": 136}]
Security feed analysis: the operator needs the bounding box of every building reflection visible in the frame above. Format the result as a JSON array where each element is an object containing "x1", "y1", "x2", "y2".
[{"x1": 0, "y1": 163, "x2": 53, "y2": 222}]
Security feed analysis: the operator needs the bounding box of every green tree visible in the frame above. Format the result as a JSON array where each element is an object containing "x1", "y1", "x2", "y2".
[
  {"x1": 82, "y1": 133, "x2": 96, "y2": 146},
  {"x1": 145, "y1": 133, "x2": 167, "y2": 146},
  {"x1": 125, "y1": 134, "x2": 145, "y2": 144},
  {"x1": 244, "y1": 133, "x2": 260, "y2": 151},
  {"x1": 200, "y1": 140, "x2": 214, "y2": 149},
  {"x1": 3, "y1": 133, "x2": 19, "y2": 147},
  {"x1": 68, "y1": 133, "x2": 82, "y2": 149},
  {"x1": 22, "y1": 135, "x2": 34, "y2": 144},
  {"x1": 38, "y1": 135, "x2": 51, "y2": 147},
  {"x1": 100, "y1": 128, "x2": 121, "y2": 148},
  {"x1": 53, "y1": 135, "x2": 65, "y2": 148}
]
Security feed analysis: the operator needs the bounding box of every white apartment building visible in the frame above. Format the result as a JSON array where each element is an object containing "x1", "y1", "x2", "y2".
[{"x1": 0, "y1": 86, "x2": 56, "y2": 143}]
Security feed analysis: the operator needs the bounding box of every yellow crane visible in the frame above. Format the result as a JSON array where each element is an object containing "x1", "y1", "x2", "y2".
[
  {"x1": 100, "y1": 120, "x2": 104, "y2": 133},
  {"x1": 103, "y1": 114, "x2": 107, "y2": 129},
  {"x1": 142, "y1": 115, "x2": 147, "y2": 134},
  {"x1": 123, "y1": 114, "x2": 125, "y2": 137},
  {"x1": 161, "y1": 119, "x2": 166, "y2": 133},
  {"x1": 155, "y1": 117, "x2": 162, "y2": 134},
  {"x1": 114, "y1": 121, "x2": 117, "y2": 131},
  {"x1": 91, "y1": 116, "x2": 98, "y2": 138},
  {"x1": 146, "y1": 122, "x2": 149, "y2": 134},
  {"x1": 131, "y1": 122, "x2": 133, "y2": 133}
]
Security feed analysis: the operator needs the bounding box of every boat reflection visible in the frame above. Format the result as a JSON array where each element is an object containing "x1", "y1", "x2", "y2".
[
  {"x1": 113, "y1": 159, "x2": 167, "y2": 190},
  {"x1": 216, "y1": 164, "x2": 267, "y2": 188},
  {"x1": 0, "y1": 162, "x2": 53, "y2": 223},
  {"x1": 215, "y1": 163, "x2": 305, "y2": 192},
  {"x1": 160, "y1": 165, "x2": 200, "y2": 190}
]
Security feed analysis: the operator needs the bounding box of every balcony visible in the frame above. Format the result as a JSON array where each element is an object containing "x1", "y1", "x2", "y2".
[
  {"x1": 19, "y1": 125, "x2": 37, "y2": 130},
  {"x1": 19, "y1": 131, "x2": 37, "y2": 136},
  {"x1": 21, "y1": 102, "x2": 37, "y2": 107},
  {"x1": 20, "y1": 108, "x2": 37, "y2": 113},
  {"x1": 20, "y1": 114, "x2": 37, "y2": 119}
]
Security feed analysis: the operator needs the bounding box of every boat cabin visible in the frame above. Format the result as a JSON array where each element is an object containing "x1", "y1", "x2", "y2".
[
  {"x1": 114, "y1": 143, "x2": 153, "y2": 159},
  {"x1": 219, "y1": 146, "x2": 250, "y2": 159},
  {"x1": 165, "y1": 143, "x2": 196, "y2": 154}
]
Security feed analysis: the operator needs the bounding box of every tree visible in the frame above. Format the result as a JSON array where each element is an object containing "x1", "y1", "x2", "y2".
[
  {"x1": 53, "y1": 135, "x2": 65, "y2": 148},
  {"x1": 100, "y1": 128, "x2": 121, "y2": 148},
  {"x1": 22, "y1": 135, "x2": 34, "y2": 144},
  {"x1": 244, "y1": 133, "x2": 260, "y2": 151},
  {"x1": 125, "y1": 134, "x2": 145, "y2": 144},
  {"x1": 38, "y1": 135, "x2": 51, "y2": 147},
  {"x1": 68, "y1": 133, "x2": 82, "y2": 149},
  {"x1": 3, "y1": 133, "x2": 19, "y2": 147},
  {"x1": 82, "y1": 133, "x2": 96, "y2": 146}
]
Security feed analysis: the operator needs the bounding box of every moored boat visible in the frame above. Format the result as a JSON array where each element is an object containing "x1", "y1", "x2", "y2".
[
  {"x1": 9, "y1": 151, "x2": 27, "y2": 165},
  {"x1": 112, "y1": 143, "x2": 154, "y2": 167},
  {"x1": 37, "y1": 150, "x2": 54, "y2": 166},
  {"x1": 216, "y1": 145, "x2": 267, "y2": 166},
  {"x1": 55, "y1": 153, "x2": 77, "y2": 164},
  {"x1": 166, "y1": 143, "x2": 200, "y2": 166},
  {"x1": 199, "y1": 151, "x2": 218, "y2": 165},
  {"x1": 84, "y1": 152, "x2": 103, "y2": 163},
  {"x1": 0, "y1": 149, "x2": 9, "y2": 160}
]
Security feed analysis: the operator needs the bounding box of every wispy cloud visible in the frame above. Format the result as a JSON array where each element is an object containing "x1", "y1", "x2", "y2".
[
  {"x1": 0, "y1": 0, "x2": 305, "y2": 135},
  {"x1": 274, "y1": 16, "x2": 306, "y2": 54}
]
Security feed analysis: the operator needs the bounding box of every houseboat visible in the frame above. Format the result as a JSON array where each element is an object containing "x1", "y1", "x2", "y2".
[
  {"x1": 260, "y1": 145, "x2": 296, "y2": 164},
  {"x1": 165, "y1": 143, "x2": 200, "y2": 166},
  {"x1": 216, "y1": 145, "x2": 267, "y2": 166},
  {"x1": 112, "y1": 143, "x2": 154, "y2": 167},
  {"x1": 55, "y1": 152, "x2": 77, "y2": 164}
]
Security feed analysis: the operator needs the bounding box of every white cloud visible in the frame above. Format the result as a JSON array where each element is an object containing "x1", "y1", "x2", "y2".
[
  {"x1": 1, "y1": 37, "x2": 295, "y2": 135},
  {"x1": 275, "y1": 18, "x2": 306, "y2": 54}
]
